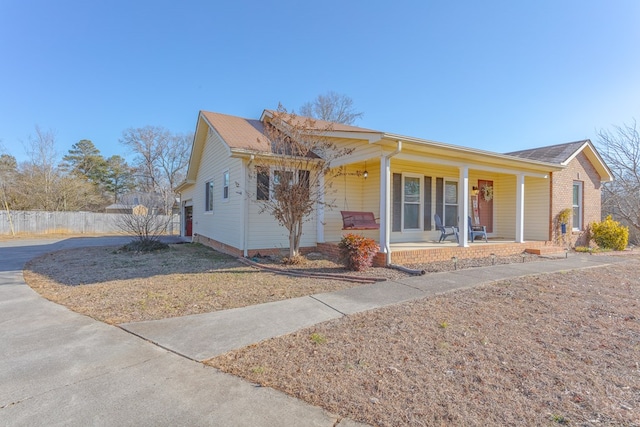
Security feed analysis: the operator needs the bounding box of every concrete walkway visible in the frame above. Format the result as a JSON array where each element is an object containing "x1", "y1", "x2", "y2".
[
  {"x1": 122, "y1": 251, "x2": 628, "y2": 361},
  {"x1": 0, "y1": 237, "x2": 629, "y2": 426},
  {"x1": 0, "y1": 237, "x2": 365, "y2": 427}
]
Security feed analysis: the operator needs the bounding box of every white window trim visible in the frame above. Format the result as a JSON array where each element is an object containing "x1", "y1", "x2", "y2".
[
  {"x1": 401, "y1": 173, "x2": 423, "y2": 232},
  {"x1": 572, "y1": 181, "x2": 583, "y2": 231},
  {"x1": 222, "y1": 170, "x2": 230, "y2": 202}
]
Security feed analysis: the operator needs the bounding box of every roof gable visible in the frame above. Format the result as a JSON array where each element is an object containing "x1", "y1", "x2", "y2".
[
  {"x1": 506, "y1": 140, "x2": 613, "y2": 182},
  {"x1": 200, "y1": 111, "x2": 271, "y2": 151},
  {"x1": 506, "y1": 140, "x2": 588, "y2": 164}
]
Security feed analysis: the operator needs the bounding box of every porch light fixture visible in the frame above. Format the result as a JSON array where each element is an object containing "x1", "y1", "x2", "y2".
[
  {"x1": 363, "y1": 162, "x2": 368, "y2": 179},
  {"x1": 472, "y1": 186, "x2": 479, "y2": 196}
]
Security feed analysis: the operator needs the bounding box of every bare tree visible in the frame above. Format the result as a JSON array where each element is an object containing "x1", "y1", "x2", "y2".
[
  {"x1": 157, "y1": 132, "x2": 192, "y2": 213},
  {"x1": 120, "y1": 126, "x2": 191, "y2": 213},
  {"x1": 114, "y1": 195, "x2": 172, "y2": 251},
  {"x1": 253, "y1": 106, "x2": 354, "y2": 259},
  {"x1": 299, "y1": 91, "x2": 364, "y2": 125},
  {"x1": 0, "y1": 153, "x2": 17, "y2": 234},
  {"x1": 597, "y1": 119, "x2": 640, "y2": 244},
  {"x1": 18, "y1": 126, "x2": 62, "y2": 211}
]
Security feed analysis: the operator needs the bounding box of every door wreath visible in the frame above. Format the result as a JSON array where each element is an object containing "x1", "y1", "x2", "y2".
[{"x1": 481, "y1": 184, "x2": 493, "y2": 201}]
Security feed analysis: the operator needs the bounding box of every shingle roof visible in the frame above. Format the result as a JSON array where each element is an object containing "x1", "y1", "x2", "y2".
[
  {"x1": 505, "y1": 140, "x2": 588, "y2": 164},
  {"x1": 200, "y1": 111, "x2": 271, "y2": 152}
]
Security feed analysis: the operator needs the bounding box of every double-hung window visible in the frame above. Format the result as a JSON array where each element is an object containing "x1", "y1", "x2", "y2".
[
  {"x1": 572, "y1": 181, "x2": 583, "y2": 230},
  {"x1": 205, "y1": 181, "x2": 214, "y2": 212},
  {"x1": 403, "y1": 175, "x2": 421, "y2": 230},
  {"x1": 258, "y1": 169, "x2": 309, "y2": 201}
]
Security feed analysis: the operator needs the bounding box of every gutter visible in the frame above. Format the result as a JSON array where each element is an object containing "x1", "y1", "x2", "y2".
[
  {"x1": 243, "y1": 155, "x2": 254, "y2": 257},
  {"x1": 382, "y1": 141, "x2": 402, "y2": 265}
]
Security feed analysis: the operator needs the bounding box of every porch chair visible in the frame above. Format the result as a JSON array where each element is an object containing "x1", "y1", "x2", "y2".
[
  {"x1": 434, "y1": 213, "x2": 458, "y2": 243},
  {"x1": 468, "y1": 216, "x2": 488, "y2": 242}
]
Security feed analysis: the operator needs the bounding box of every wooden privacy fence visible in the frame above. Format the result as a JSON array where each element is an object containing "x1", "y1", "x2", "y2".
[{"x1": 0, "y1": 210, "x2": 180, "y2": 236}]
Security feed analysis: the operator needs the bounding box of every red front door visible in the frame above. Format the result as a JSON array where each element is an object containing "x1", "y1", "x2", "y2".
[
  {"x1": 477, "y1": 180, "x2": 493, "y2": 233},
  {"x1": 185, "y1": 206, "x2": 193, "y2": 237}
]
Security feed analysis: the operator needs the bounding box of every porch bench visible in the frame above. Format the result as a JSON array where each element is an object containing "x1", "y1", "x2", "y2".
[{"x1": 341, "y1": 211, "x2": 380, "y2": 230}]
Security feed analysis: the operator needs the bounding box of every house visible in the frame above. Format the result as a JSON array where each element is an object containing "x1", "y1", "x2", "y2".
[{"x1": 176, "y1": 110, "x2": 613, "y2": 266}]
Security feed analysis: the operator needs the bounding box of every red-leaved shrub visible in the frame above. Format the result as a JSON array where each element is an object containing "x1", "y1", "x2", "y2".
[{"x1": 338, "y1": 233, "x2": 380, "y2": 271}]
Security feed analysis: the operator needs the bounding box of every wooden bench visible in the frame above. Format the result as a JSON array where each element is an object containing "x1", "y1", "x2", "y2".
[{"x1": 340, "y1": 211, "x2": 380, "y2": 230}]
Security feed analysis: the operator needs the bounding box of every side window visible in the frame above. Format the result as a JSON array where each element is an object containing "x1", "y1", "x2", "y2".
[
  {"x1": 273, "y1": 170, "x2": 294, "y2": 200},
  {"x1": 223, "y1": 171, "x2": 229, "y2": 200},
  {"x1": 205, "y1": 181, "x2": 214, "y2": 211},
  {"x1": 572, "y1": 181, "x2": 583, "y2": 230}
]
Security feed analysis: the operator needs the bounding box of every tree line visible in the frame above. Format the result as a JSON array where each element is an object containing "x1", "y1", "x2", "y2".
[{"x1": 0, "y1": 125, "x2": 192, "y2": 214}]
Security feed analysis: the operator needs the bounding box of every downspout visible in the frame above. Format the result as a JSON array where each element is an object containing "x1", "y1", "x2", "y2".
[
  {"x1": 243, "y1": 155, "x2": 254, "y2": 257},
  {"x1": 382, "y1": 141, "x2": 402, "y2": 265}
]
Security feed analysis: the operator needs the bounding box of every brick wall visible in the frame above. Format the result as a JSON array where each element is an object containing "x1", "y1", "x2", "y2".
[
  {"x1": 550, "y1": 151, "x2": 602, "y2": 246},
  {"x1": 318, "y1": 241, "x2": 560, "y2": 267}
]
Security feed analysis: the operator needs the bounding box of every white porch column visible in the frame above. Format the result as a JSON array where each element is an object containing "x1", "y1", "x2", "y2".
[
  {"x1": 515, "y1": 173, "x2": 525, "y2": 243},
  {"x1": 316, "y1": 172, "x2": 325, "y2": 243},
  {"x1": 379, "y1": 155, "x2": 391, "y2": 257},
  {"x1": 458, "y1": 166, "x2": 469, "y2": 247}
]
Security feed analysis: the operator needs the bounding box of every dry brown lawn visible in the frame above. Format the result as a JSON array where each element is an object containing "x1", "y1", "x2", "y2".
[
  {"x1": 23, "y1": 241, "x2": 640, "y2": 425},
  {"x1": 208, "y1": 257, "x2": 640, "y2": 427},
  {"x1": 23, "y1": 243, "x2": 388, "y2": 324}
]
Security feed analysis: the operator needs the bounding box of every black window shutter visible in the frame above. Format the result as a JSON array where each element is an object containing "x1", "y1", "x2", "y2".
[
  {"x1": 256, "y1": 169, "x2": 270, "y2": 201},
  {"x1": 205, "y1": 182, "x2": 211, "y2": 211},
  {"x1": 435, "y1": 177, "x2": 444, "y2": 222},
  {"x1": 424, "y1": 176, "x2": 432, "y2": 230},
  {"x1": 392, "y1": 173, "x2": 402, "y2": 232}
]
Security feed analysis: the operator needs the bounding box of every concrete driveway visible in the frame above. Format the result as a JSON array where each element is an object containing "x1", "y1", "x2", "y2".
[{"x1": 0, "y1": 237, "x2": 361, "y2": 427}]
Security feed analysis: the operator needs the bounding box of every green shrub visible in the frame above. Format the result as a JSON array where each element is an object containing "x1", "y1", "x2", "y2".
[
  {"x1": 590, "y1": 215, "x2": 628, "y2": 251},
  {"x1": 338, "y1": 233, "x2": 380, "y2": 271}
]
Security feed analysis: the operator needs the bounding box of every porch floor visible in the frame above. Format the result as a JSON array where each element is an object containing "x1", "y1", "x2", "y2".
[{"x1": 384, "y1": 239, "x2": 564, "y2": 266}]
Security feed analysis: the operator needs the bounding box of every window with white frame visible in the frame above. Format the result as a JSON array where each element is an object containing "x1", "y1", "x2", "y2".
[
  {"x1": 403, "y1": 175, "x2": 421, "y2": 230},
  {"x1": 205, "y1": 181, "x2": 214, "y2": 212},
  {"x1": 572, "y1": 181, "x2": 582, "y2": 230},
  {"x1": 444, "y1": 180, "x2": 458, "y2": 227},
  {"x1": 223, "y1": 171, "x2": 229, "y2": 200},
  {"x1": 257, "y1": 168, "x2": 309, "y2": 201}
]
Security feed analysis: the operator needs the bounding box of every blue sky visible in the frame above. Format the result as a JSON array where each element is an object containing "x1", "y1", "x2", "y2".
[{"x1": 1, "y1": 0, "x2": 639, "y2": 163}]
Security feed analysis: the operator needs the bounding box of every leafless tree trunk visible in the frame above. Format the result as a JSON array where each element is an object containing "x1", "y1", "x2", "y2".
[
  {"x1": 120, "y1": 126, "x2": 191, "y2": 214},
  {"x1": 299, "y1": 91, "x2": 364, "y2": 125},
  {"x1": 252, "y1": 106, "x2": 353, "y2": 258}
]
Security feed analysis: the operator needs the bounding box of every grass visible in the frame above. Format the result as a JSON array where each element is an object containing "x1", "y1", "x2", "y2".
[
  {"x1": 23, "y1": 243, "x2": 370, "y2": 324},
  {"x1": 208, "y1": 256, "x2": 640, "y2": 426}
]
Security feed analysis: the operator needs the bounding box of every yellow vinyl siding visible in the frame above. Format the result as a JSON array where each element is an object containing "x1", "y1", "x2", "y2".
[
  {"x1": 246, "y1": 169, "x2": 317, "y2": 251},
  {"x1": 523, "y1": 176, "x2": 550, "y2": 241},
  {"x1": 193, "y1": 131, "x2": 243, "y2": 248},
  {"x1": 495, "y1": 175, "x2": 516, "y2": 238}
]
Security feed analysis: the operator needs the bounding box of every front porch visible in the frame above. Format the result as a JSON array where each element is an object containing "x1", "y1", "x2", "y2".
[{"x1": 317, "y1": 240, "x2": 565, "y2": 267}]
